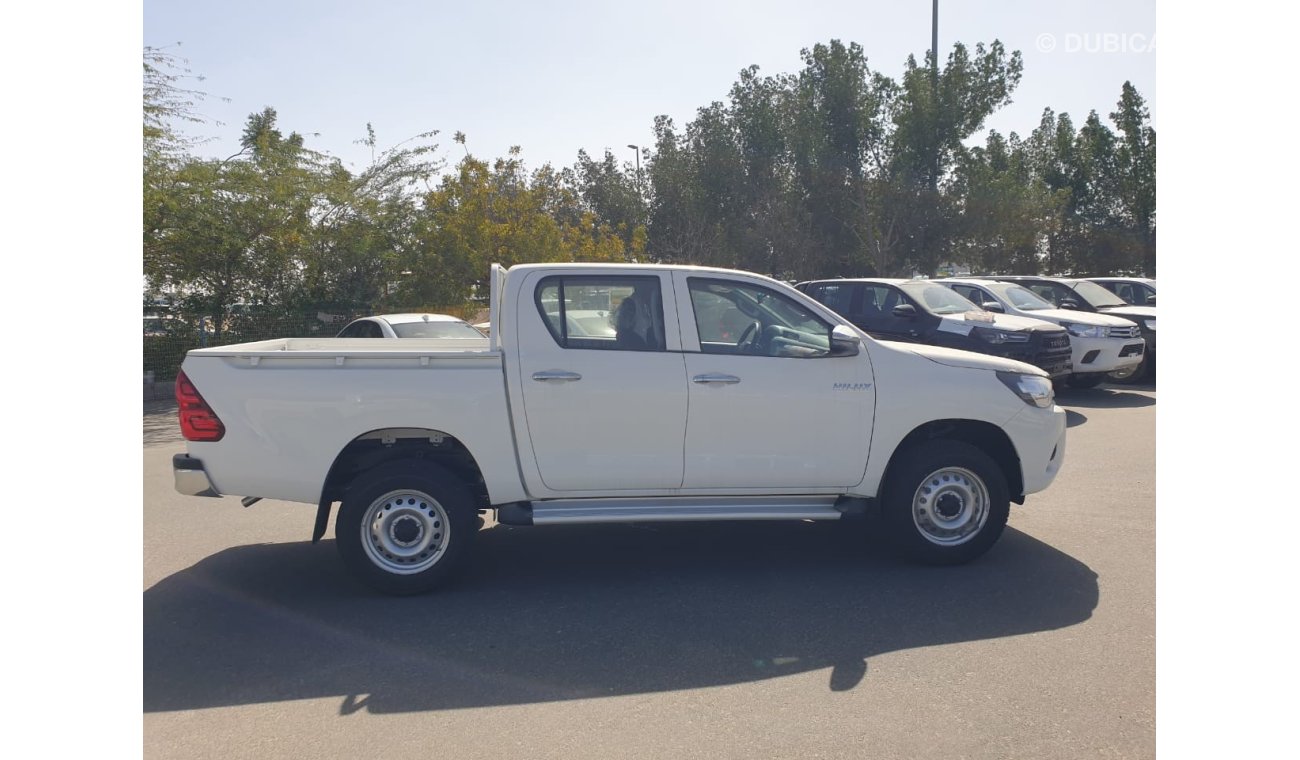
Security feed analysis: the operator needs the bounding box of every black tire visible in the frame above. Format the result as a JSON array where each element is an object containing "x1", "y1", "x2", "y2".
[
  {"x1": 336, "y1": 461, "x2": 478, "y2": 595},
  {"x1": 882, "y1": 440, "x2": 1010, "y2": 565},
  {"x1": 1067, "y1": 373, "x2": 1106, "y2": 389}
]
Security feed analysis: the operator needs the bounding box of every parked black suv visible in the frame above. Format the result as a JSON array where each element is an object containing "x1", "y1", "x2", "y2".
[{"x1": 797, "y1": 278, "x2": 1073, "y2": 378}]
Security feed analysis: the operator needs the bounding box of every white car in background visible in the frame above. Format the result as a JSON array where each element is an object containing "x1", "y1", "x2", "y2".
[
  {"x1": 938, "y1": 278, "x2": 1146, "y2": 388},
  {"x1": 476, "y1": 309, "x2": 616, "y2": 339},
  {"x1": 336, "y1": 313, "x2": 487, "y2": 340}
]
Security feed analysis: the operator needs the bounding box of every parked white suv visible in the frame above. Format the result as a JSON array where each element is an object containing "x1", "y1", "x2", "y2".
[{"x1": 938, "y1": 279, "x2": 1145, "y2": 388}]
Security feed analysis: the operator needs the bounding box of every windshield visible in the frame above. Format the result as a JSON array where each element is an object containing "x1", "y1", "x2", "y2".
[
  {"x1": 898, "y1": 282, "x2": 981, "y2": 315},
  {"x1": 990, "y1": 283, "x2": 1053, "y2": 311},
  {"x1": 1068, "y1": 280, "x2": 1128, "y2": 308},
  {"x1": 391, "y1": 321, "x2": 486, "y2": 339}
]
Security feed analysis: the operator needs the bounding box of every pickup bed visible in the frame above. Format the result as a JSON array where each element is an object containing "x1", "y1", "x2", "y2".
[{"x1": 174, "y1": 263, "x2": 1068, "y2": 594}]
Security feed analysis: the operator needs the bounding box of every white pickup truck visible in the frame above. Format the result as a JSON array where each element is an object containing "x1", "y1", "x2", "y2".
[{"x1": 174, "y1": 263, "x2": 1067, "y2": 594}]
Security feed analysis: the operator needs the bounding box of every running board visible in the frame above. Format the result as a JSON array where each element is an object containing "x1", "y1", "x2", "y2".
[{"x1": 497, "y1": 496, "x2": 848, "y2": 526}]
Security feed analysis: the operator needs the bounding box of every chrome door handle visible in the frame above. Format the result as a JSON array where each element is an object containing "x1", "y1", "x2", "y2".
[
  {"x1": 692, "y1": 373, "x2": 741, "y2": 385},
  {"x1": 532, "y1": 370, "x2": 582, "y2": 382}
]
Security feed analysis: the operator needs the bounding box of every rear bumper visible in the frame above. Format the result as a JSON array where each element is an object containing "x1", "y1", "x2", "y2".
[{"x1": 173, "y1": 454, "x2": 221, "y2": 497}]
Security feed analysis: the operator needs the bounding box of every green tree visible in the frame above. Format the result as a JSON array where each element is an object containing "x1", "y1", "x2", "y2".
[
  {"x1": 571, "y1": 149, "x2": 646, "y2": 252},
  {"x1": 398, "y1": 152, "x2": 631, "y2": 306},
  {"x1": 884, "y1": 41, "x2": 1023, "y2": 276},
  {"x1": 1110, "y1": 82, "x2": 1157, "y2": 276},
  {"x1": 144, "y1": 109, "x2": 322, "y2": 335},
  {"x1": 955, "y1": 131, "x2": 1065, "y2": 274},
  {"x1": 300, "y1": 124, "x2": 444, "y2": 312}
]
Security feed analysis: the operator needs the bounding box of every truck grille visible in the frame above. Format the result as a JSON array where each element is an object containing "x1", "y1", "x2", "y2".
[
  {"x1": 1107, "y1": 325, "x2": 1141, "y2": 339},
  {"x1": 1027, "y1": 330, "x2": 1073, "y2": 377}
]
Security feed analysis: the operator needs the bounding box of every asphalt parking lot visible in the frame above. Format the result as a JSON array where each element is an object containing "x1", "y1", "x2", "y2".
[{"x1": 143, "y1": 380, "x2": 1155, "y2": 759}]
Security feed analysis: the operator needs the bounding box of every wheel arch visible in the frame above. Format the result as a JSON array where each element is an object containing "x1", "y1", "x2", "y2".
[
  {"x1": 880, "y1": 419, "x2": 1025, "y2": 504},
  {"x1": 312, "y1": 427, "x2": 489, "y2": 542}
]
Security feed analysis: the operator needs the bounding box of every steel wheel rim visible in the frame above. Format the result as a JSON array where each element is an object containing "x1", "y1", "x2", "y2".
[
  {"x1": 911, "y1": 466, "x2": 990, "y2": 546},
  {"x1": 361, "y1": 489, "x2": 450, "y2": 575}
]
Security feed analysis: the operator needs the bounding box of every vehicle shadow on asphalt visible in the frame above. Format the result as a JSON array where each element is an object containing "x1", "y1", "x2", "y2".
[
  {"x1": 143, "y1": 522, "x2": 1098, "y2": 715},
  {"x1": 1065, "y1": 410, "x2": 1088, "y2": 428},
  {"x1": 1054, "y1": 386, "x2": 1155, "y2": 409}
]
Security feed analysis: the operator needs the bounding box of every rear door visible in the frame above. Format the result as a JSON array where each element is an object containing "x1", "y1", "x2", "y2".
[{"x1": 513, "y1": 270, "x2": 688, "y2": 492}]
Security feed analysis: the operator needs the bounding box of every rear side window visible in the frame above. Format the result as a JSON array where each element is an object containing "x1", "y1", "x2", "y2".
[
  {"x1": 806, "y1": 283, "x2": 857, "y2": 316},
  {"x1": 950, "y1": 284, "x2": 986, "y2": 304},
  {"x1": 535, "y1": 276, "x2": 665, "y2": 351}
]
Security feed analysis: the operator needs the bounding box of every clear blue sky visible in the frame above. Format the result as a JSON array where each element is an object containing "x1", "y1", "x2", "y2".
[{"x1": 144, "y1": 0, "x2": 1155, "y2": 174}]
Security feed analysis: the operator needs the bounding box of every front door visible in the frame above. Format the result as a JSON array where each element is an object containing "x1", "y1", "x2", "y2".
[{"x1": 674, "y1": 273, "x2": 874, "y2": 490}]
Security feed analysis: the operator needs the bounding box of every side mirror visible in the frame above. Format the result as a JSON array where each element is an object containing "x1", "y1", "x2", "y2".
[
  {"x1": 981, "y1": 301, "x2": 1005, "y2": 313},
  {"x1": 1060, "y1": 299, "x2": 1080, "y2": 310},
  {"x1": 830, "y1": 324, "x2": 861, "y2": 356},
  {"x1": 891, "y1": 303, "x2": 917, "y2": 318},
  {"x1": 1146, "y1": 295, "x2": 1156, "y2": 305}
]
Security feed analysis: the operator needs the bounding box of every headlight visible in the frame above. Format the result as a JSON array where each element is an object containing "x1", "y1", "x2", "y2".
[
  {"x1": 972, "y1": 326, "x2": 1030, "y2": 344},
  {"x1": 1144, "y1": 319, "x2": 1156, "y2": 331},
  {"x1": 997, "y1": 371, "x2": 1055, "y2": 408},
  {"x1": 1060, "y1": 322, "x2": 1106, "y2": 338}
]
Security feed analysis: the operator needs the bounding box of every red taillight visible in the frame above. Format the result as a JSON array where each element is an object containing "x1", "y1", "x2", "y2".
[{"x1": 176, "y1": 369, "x2": 225, "y2": 441}]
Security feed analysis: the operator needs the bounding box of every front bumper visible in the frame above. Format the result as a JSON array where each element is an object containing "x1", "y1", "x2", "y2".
[
  {"x1": 1069, "y1": 336, "x2": 1145, "y2": 373},
  {"x1": 1004, "y1": 403, "x2": 1068, "y2": 496},
  {"x1": 992, "y1": 336, "x2": 1073, "y2": 378},
  {"x1": 173, "y1": 454, "x2": 221, "y2": 497}
]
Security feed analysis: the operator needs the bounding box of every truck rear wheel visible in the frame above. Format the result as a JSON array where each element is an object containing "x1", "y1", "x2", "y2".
[
  {"x1": 336, "y1": 461, "x2": 478, "y2": 595},
  {"x1": 882, "y1": 440, "x2": 1010, "y2": 565}
]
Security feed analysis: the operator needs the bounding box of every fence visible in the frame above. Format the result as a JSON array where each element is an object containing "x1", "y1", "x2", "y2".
[{"x1": 144, "y1": 306, "x2": 485, "y2": 382}]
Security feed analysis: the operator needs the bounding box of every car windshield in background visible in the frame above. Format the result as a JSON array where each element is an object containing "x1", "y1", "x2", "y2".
[
  {"x1": 991, "y1": 283, "x2": 1054, "y2": 311},
  {"x1": 1069, "y1": 280, "x2": 1129, "y2": 308},
  {"x1": 898, "y1": 282, "x2": 981, "y2": 315},
  {"x1": 391, "y1": 321, "x2": 486, "y2": 339}
]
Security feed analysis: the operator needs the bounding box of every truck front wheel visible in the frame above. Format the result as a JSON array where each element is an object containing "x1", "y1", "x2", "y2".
[
  {"x1": 883, "y1": 441, "x2": 1010, "y2": 565},
  {"x1": 336, "y1": 461, "x2": 478, "y2": 595}
]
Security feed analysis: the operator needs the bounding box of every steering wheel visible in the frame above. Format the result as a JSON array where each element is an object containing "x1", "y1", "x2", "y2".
[{"x1": 736, "y1": 321, "x2": 761, "y2": 353}]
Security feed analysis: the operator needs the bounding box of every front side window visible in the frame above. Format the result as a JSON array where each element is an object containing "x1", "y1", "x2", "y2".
[
  {"x1": 535, "y1": 276, "x2": 665, "y2": 351},
  {"x1": 688, "y1": 278, "x2": 830, "y2": 358}
]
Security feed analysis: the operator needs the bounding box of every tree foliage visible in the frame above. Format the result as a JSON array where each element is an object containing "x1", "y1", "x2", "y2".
[{"x1": 143, "y1": 42, "x2": 1155, "y2": 337}]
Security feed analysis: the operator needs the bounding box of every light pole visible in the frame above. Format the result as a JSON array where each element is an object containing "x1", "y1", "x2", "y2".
[
  {"x1": 626, "y1": 144, "x2": 641, "y2": 190},
  {"x1": 627, "y1": 144, "x2": 645, "y2": 228}
]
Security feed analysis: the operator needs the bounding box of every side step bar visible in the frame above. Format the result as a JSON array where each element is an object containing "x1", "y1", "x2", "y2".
[{"x1": 497, "y1": 496, "x2": 862, "y2": 526}]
